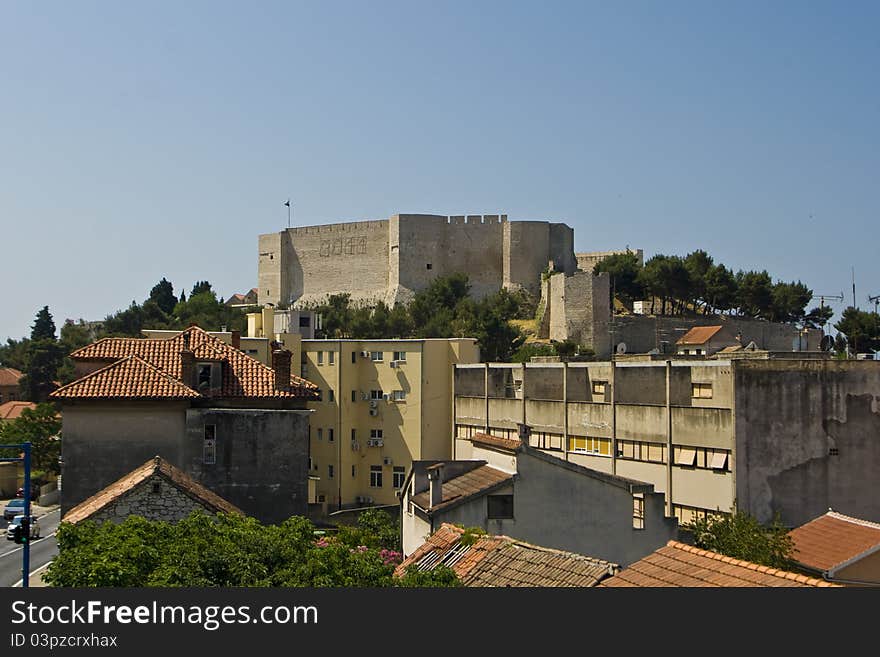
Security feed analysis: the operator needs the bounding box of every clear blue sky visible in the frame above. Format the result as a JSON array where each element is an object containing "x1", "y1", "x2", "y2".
[{"x1": 1, "y1": 1, "x2": 877, "y2": 342}]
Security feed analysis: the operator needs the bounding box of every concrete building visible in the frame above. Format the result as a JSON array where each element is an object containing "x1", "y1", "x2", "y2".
[
  {"x1": 50, "y1": 326, "x2": 318, "y2": 524},
  {"x1": 453, "y1": 357, "x2": 880, "y2": 528},
  {"x1": 400, "y1": 433, "x2": 676, "y2": 566},
  {"x1": 395, "y1": 523, "x2": 619, "y2": 587},
  {"x1": 62, "y1": 455, "x2": 244, "y2": 525},
  {"x1": 258, "y1": 213, "x2": 577, "y2": 308},
  {"x1": 788, "y1": 510, "x2": 880, "y2": 587}
]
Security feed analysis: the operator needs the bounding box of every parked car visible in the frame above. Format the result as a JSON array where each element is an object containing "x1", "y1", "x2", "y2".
[
  {"x1": 5, "y1": 514, "x2": 40, "y2": 540},
  {"x1": 3, "y1": 499, "x2": 26, "y2": 521},
  {"x1": 15, "y1": 487, "x2": 40, "y2": 502}
]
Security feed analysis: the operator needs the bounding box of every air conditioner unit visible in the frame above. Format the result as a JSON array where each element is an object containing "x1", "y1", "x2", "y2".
[
  {"x1": 383, "y1": 457, "x2": 393, "y2": 466},
  {"x1": 382, "y1": 393, "x2": 391, "y2": 402},
  {"x1": 351, "y1": 440, "x2": 360, "y2": 451},
  {"x1": 369, "y1": 400, "x2": 378, "y2": 408},
  {"x1": 367, "y1": 439, "x2": 384, "y2": 447},
  {"x1": 361, "y1": 392, "x2": 370, "y2": 401},
  {"x1": 369, "y1": 408, "x2": 378, "y2": 416},
  {"x1": 360, "y1": 351, "x2": 370, "y2": 358},
  {"x1": 355, "y1": 495, "x2": 367, "y2": 504},
  {"x1": 389, "y1": 361, "x2": 398, "y2": 369}
]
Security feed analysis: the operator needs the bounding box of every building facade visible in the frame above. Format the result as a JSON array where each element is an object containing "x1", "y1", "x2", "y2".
[
  {"x1": 258, "y1": 213, "x2": 577, "y2": 308},
  {"x1": 453, "y1": 357, "x2": 880, "y2": 528}
]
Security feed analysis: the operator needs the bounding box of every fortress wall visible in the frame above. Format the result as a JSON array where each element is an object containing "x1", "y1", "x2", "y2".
[
  {"x1": 258, "y1": 232, "x2": 290, "y2": 306},
  {"x1": 394, "y1": 214, "x2": 505, "y2": 300},
  {"x1": 577, "y1": 249, "x2": 644, "y2": 273},
  {"x1": 547, "y1": 272, "x2": 611, "y2": 358},
  {"x1": 549, "y1": 223, "x2": 578, "y2": 274},
  {"x1": 265, "y1": 220, "x2": 390, "y2": 306}
]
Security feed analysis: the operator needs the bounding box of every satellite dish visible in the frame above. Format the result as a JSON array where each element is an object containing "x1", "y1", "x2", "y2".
[
  {"x1": 820, "y1": 335, "x2": 834, "y2": 352},
  {"x1": 616, "y1": 342, "x2": 627, "y2": 355}
]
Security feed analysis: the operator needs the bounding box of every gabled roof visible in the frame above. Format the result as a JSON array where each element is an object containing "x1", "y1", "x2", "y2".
[
  {"x1": 0, "y1": 401, "x2": 39, "y2": 421},
  {"x1": 600, "y1": 540, "x2": 838, "y2": 587},
  {"x1": 63, "y1": 455, "x2": 243, "y2": 524},
  {"x1": 51, "y1": 356, "x2": 202, "y2": 400},
  {"x1": 0, "y1": 367, "x2": 23, "y2": 387},
  {"x1": 789, "y1": 511, "x2": 880, "y2": 575},
  {"x1": 57, "y1": 325, "x2": 317, "y2": 399},
  {"x1": 471, "y1": 432, "x2": 521, "y2": 452},
  {"x1": 410, "y1": 464, "x2": 514, "y2": 513},
  {"x1": 676, "y1": 325, "x2": 724, "y2": 345},
  {"x1": 396, "y1": 524, "x2": 618, "y2": 587}
]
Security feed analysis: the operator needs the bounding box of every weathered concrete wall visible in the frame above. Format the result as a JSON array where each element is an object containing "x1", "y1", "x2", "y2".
[
  {"x1": 184, "y1": 408, "x2": 311, "y2": 523},
  {"x1": 87, "y1": 474, "x2": 213, "y2": 524},
  {"x1": 612, "y1": 315, "x2": 822, "y2": 355},
  {"x1": 735, "y1": 360, "x2": 880, "y2": 526},
  {"x1": 60, "y1": 403, "x2": 189, "y2": 515}
]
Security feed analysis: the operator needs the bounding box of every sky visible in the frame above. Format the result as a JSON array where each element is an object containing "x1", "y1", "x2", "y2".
[{"x1": 1, "y1": 1, "x2": 877, "y2": 343}]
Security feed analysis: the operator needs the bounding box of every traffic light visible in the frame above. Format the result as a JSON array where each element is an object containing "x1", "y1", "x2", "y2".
[{"x1": 20, "y1": 519, "x2": 29, "y2": 544}]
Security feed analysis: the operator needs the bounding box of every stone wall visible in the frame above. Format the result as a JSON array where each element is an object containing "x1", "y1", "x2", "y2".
[
  {"x1": 545, "y1": 271, "x2": 612, "y2": 358},
  {"x1": 87, "y1": 474, "x2": 210, "y2": 524},
  {"x1": 576, "y1": 249, "x2": 644, "y2": 273}
]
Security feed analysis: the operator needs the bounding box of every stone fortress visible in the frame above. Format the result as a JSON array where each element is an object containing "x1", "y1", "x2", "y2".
[{"x1": 258, "y1": 213, "x2": 820, "y2": 358}]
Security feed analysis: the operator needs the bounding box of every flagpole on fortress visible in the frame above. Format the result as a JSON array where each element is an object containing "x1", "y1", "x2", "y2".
[{"x1": 284, "y1": 199, "x2": 291, "y2": 228}]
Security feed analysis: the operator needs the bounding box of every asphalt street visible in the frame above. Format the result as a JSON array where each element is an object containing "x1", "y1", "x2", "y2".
[{"x1": 0, "y1": 507, "x2": 60, "y2": 587}]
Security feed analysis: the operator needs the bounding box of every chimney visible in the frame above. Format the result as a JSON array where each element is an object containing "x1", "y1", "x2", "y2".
[
  {"x1": 231, "y1": 330, "x2": 241, "y2": 351},
  {"x1": 427, "y1": 463, "x2": 444, "y2": 508},
  {"x1": 272, "y1": 348, "x2": 292, "y2": 391},
  {"x1": 180, "y1": 348, "x2": 195, "y2": 389}
]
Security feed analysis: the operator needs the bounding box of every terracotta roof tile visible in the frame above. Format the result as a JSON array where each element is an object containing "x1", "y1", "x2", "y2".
[
  {"x1": 0, "y1": 401, "x2": 38, "y2": 421},
  {"x1": 63, "y1": 455, "x2": 243, "y2": 524},
  {"x1": 600, "y1": 541, "x2": 839, "y2": 587},
  {"x1": 0, "y1": 368, "x2": 23, "y2": 386},
  {"x1": 51, "y1": 356, "x2": 202, "y2": 400},
  {"x1": 471, "y1": 432, "x2": 521, "y2": 451},
  {"x1": 396, "y1": 524, "x2": 618, "y2": 587},
  {"x1": 676, "y1": 326, "x2": 724, "y2": 345},
  {"x1": 411, "y1": 465, "x2": 513, "y2": 511},
  {"x1": 56, "y1": 326, "x2": 317, "y2": 400},
  {"x1": 789, "y1": 511, "x2": 880, "y2": 573}
]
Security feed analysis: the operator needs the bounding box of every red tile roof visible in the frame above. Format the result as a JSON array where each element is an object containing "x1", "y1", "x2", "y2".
[
  {"x1": 789, "y1": 511, "x2": 880, "y2": 574},
  {"x1": 51, "y1": 356, "x2": 202, "y2": 400},
  {"x1": 676, "y1": 325, "x2": 724, "y2": 345},
  {"x1": 411, "y1": 464, "x2": 514, "y2": 512},
  {"x1": 600, "y1": 540, "x2": 838, "y2": 587},
  {"x1": 396, "y1": 524, "x2": 617, "y2": 587},
  {"x1": 471, "y1": 432, "x2": 521, "y2": 452},
  {"x1": 0, "y1": 401, "x2": 38, "y2": 421},
  {"x1": 55, "y1": 325, "x2": 317, "y2": 400},
  {"x1": 63, "y1": 455, "x2": 243, "y2": 524},
  {"x1": 0, "y1": 368, "x2": 23, "y2": 387}
]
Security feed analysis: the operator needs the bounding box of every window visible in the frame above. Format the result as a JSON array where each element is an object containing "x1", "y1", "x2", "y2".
[
  {"x1": 203, "y1": 425, "x2": 216, "y2": 465},
  {"x1": 828, "y1": 447, "x2": 839, "y2": 457},
  {"x1": 151, "y1": 481, "x2": 161, "y2": 495},
  {"x1": 351, "y1": 429, "x2": 357, "y2": 442},
  {"x1": 317, "y1": 351, "x2": 324, "y2": 365},
  {"x1": 370, "y1": 389, "x2": 384, "y2": 400},
  {"x1": 392, "y1": 390, "x2": 406, "y2": 401},
  {"x1": 709, "y1": 450, "x2": 729, "y2": 470},
  {"x1": 370, "y1": 351, "x2": 383, "y2": 362},
  {"x1": 426, "y1": 263, "x2": 432, "y2": 270},
  {"x1": 591, "y1": 380, "x2": 607, "y2": 395},
  {"x1": 674, "y1": 446, "x2": 697, "y2": 467},
  {"x1": 197, "y1": 363, "x2": 212, "y2": 391},
  {"x1": 487, "y1": 495, "x2": 514, "y2": 519},
  {"x1": 317, "y1": 428, "x2": 323, "y2": 441},
  {"x1": 692, "y1": 382, "x2": 713, "y2": 399},
  {"x1": 568, "y1": 436, "x2": 611, "y2": 456},
  {"x1": 328, "y1": 465, "x2": 334, "y2": 479},
  {"x1": 370, "y1": 465, "x2": 383, "y2": 487},
  {"x1": 351, "y1": 465, "x2": 356, "y2": 477},
  {"x1": 393, "y1": 351, "x2": 407, "y2": 362},
  {"x1": 309, "y1": 457, "x2": 315, "y2": 471},
  {"x1": 393, "y1": 466, "x2": 406, "y2": 489},
  {"x1": 299, "y1": 316, "x2": 311, "y2": 328},
  {"x1": 370, "y1": 429, "x2": 383, "y2": 439},
  {"x1": 329, "y1": 351, "x2": 335, "y2": 365},
  {"x1": 328, "y1": 428, "x2": 334, "y2": 442},
  {"x1": 351, "y1": 351, "x2": 357, "y2": 364},
  {"x1": 351, "y1": 390, "x2": 357, "y2": 402},
  {"x1": 632, "y1": 494, "x2": 645, "y2": 530},
  {"x1": 328, "y1": 389, "x2": 335, "y2": 402}
]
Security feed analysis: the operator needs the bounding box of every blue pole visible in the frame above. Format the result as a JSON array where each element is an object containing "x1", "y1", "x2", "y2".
[{"x1": 22, "y1": 442, "x2": 31, "y2": 589}]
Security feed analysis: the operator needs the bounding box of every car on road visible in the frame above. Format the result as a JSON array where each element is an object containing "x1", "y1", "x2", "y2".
[
  {"x1": 3, "y1": 499, "x2": 26, "y2": 521},
  {"x1": 5, "y1": 514, "x2": 40, "y2": 540}
]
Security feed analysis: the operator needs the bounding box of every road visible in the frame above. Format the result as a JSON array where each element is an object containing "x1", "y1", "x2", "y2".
[{"x1": 0, "y1": 508, "x2": 61, "y2": 587}]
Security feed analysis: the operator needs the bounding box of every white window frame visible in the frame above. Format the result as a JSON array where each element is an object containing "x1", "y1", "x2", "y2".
[
  {"x1": 370, "y1": 465, "x2": 383, "y2": 487},
  {"x1": 370, "y1": 351, "x2": 383, "y2": 362}
]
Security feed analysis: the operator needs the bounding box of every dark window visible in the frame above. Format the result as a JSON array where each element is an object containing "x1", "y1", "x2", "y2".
[
  {"x1": 197, "y1": 364, "x2": 212, "y2": 391},
  {"x1": 351, "y1": 390, "x2": 357, "y2": 402},
  {"x1": 151, "y1": 481, "x2": 161, "y2": 495},
  {"x1": 426, "y1": 263, "x2": 432, "y2": 270},
  {"x1": 328, "y1": 428, "x2": 334, "y2": 442},
  {"x1": 328, "y1": 465, "x2": 334, "y2": 479},
  {"x1": 299, "y1": 316, "x2": 311, "y2": 327},
  {"x1": 203, "y1": 425, "x2": 217, "y2": 465},
  {"x1": 487, "y1": 495, "x2": 514, "y2": 519},
  {"x1": 352, "y1": 351, "x2": 357, "y2": 364}
]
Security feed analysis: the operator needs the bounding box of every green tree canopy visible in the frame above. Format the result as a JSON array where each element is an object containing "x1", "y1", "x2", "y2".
[
  {"x1": 834, "y1": 307, "x2": 880, "y2": 354},
  {"x1": 31, "y1": 306, "x2": 57, "y2": 341},
  {"x1": 735, "y1": 270, "x2": 773, "y2": 318},
  {"x1": 149, "y1": 278, "x2": 178, "y2": 315},
  {"x1": 593, "y1": 250, "x2": 644, "y2": 308},
  {"x1": 682, "y1": 509, "x2": 795, "y2": 570},
  {"x1": 0, "y1": 403, "x2": 62, "y2": 475}
]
